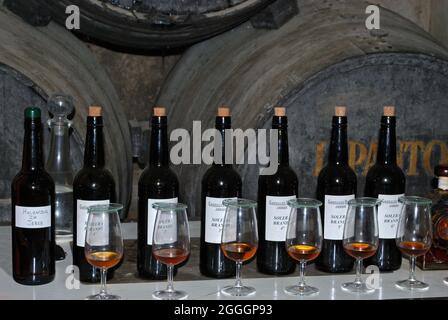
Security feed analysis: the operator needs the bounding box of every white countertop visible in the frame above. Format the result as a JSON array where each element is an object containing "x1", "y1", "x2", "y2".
[{"x1": 1, "y1": 222, "x2": 448, "y2": 300}]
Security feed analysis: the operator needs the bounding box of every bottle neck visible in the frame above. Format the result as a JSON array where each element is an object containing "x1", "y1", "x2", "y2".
[
  {"x1": 377, "y1": 116, "x2": 397, "y2": 165},
  {"x1": 84, "y1": 116, "x2": 105, "y2": 168},
  {"x1": 22, "y1": 117, "x2": 45, "y2": 172},
  {"x1": 149, "y1": 116, "x2": 169, "y2": 167},
  {"x1": 214, "y1": 116, "x2": 231, "y2": 167},
  {"x1": 273, "y1": 116, "x2": 289, "y2": 166},
  {"x1": 328, "y1": 116, "x2": 348, "y2": 165}
]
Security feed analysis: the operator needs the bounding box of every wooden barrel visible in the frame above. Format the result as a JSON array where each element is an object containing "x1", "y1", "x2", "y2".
[
  {"x1": 23, "y1": 0, "x2": 274, "y2": 50},
  {"x1": 0, "y1": 6, "x2": 132, "y2": 221},
  {"x1": 157, "y1": 0, "x2": 448, "y2": 218}
]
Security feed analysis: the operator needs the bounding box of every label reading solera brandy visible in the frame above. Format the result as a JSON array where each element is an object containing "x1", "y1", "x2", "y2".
[
  {"x1": 265, "y1": 195, "x2": 296, "y2": 241},
  {"x1": 377, "y1": 194, "x2": 404, "y2": 239},
  {"x1": 147, "y1": 197, "x2": 178, "y2": 245},
  {"x1": 324, "y1": 195, "x2": 355, "y2": 240},
  {"x1": 205, "y1": 197, "x2": 236, "y2": 244}
]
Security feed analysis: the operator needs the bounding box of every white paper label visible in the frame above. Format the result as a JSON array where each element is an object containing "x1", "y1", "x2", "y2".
[
  {"x1": 205, "y1": 197, "x2": 236, "y2": 244},
  {"x1": 15, "y1": 205, "x2": 51, "y2": 229},
  {"x1": 76, "y1": 199, "x2": 110, "y2": 247},
  {"x1": 439, "y1": 177, "x2": 448, "y2": 191},
  {"x1": 378, "y1": 194, "x2": 404, "y2": 239},
  {"x1": 147, "y1": 198, "x2": 178, "y2": 245},
  {"x1": 324, "y1": 194, "x2": 355, "y2": 240},
  {"x1": 85, "y1": 216, "x2": 110, "y2": 247},
  {"x1": 265, "y1": 195, "x2": 296, "y2": 241},
  {"x1": 154, "y1": 212, "x2": 178, "y2": 245}
]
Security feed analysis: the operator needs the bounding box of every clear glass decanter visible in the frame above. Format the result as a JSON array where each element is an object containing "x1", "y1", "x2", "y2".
[{"x1": 46, "y1": 94, "x2": 75, "y2": 238}]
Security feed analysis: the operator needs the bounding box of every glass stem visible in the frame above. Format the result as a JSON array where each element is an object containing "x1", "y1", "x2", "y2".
[
  {"x1": 409, "y1": 256, "x2": 417, "y2": 282},
  {"x1": 99, "y1": 268, "x2": 107, "y2": 296},
  {"x1": 235, "y1": 262, "x2": 243, "y2": 288},
  {"x1": 167, "y1": 265, "x2": 175, "y2": 293},
  {"x1": 298, "y1": 261, "x2": 306, "y2": 287},
  {"x1": 354, "y1": 258, "x2": 363, "y2": 284}
]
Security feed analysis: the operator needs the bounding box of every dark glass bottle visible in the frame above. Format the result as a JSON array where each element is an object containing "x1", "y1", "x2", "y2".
[
  {"x1": 315, "y1": 106, "x2": 356, "y2": 273},
  {"x1": 365, "y1": 107, "x2": 405, "y2": 271},
  {"x1": 73, "y1": 106, "x2": 116, "y2": 283},
  {"x1": 138, "y1": 107, "x2": 179, "y2": 279},
  {"x1": 257, "y1": 107, "x2": 298, "y2": 275},
  {"x1": 431, "y1": 166, "x2": 448, "y2": 250},
  {"x1": 200, "y1": 107, "x2": 241, "y2": 278},
  {"x1": 11, "y1": 107, "x2": 55, "y2": 285}
]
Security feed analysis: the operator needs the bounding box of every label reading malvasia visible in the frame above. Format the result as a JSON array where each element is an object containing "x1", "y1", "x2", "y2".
[
  {"x1": 378, "y1": 194, "x2": 404, "y2": 239},
  {"x1": 76, "y1": 199, "x2": 110, "y2": 247},
  {"x1": 147, "y1": 198, "x2": 178, "y2": 245},
  {"x1": 324, "y1": 194, "x2": 355, "y2": 240},
  {"x1": 265, "y1": 195, "x2": 296, "y2": 242},
  {"x1": 205, "y1": 197, "x2": 237, "y2": 244},
  {"x1": 15, "y1": 205, "x2": 51, "y2": 229}
]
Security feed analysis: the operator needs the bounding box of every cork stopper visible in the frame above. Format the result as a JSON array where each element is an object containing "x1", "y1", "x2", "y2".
[
  {"x1": 335, "y1": 106, "x2": 347, "y2": 116},
  {"x1": 217, "y1": 107, "x2": 230, "y2": 117},
  {"x1": 153, "y1": 107, "x2": 166, "y2": 117},
  {"x1": 88, "y1": 106, "x2": 102, "y2": 117},
  {"x1": 383, "y1": 106, "x2": 395, "y2": 116},
  {"x1": 274, "y1": 107, "x2": 286, "y2": 117}
]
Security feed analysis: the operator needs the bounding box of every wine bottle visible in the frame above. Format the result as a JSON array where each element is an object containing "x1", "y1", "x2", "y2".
[
  {"x1": 315, "y1": 106, "x2": 356, "y2": 273},
  {"x1": 138, "y1": 107, "x2": 179, "y2": 279},
  {"x1": 73, "y1": 106, "x2": 116, "y2": 283},
  {"x1": 418, "y1": 164, "x2": 448, "y2": 269},
  {"x1": 200, "y1": 107, "x2": 241, "y2": 278},
  {"x1": 364, "y1": 106, "x2": 405, "y2": 271},
  {"x1": 11, "y1": 107, "x2": 55, "y2": 285},
  {"x1": 257, "y1": 107, "x2": 298, "y2": 275}
]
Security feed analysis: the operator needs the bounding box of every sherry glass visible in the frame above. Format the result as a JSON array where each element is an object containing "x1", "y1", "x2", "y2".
[
  {"x1": 285, "y1": 198, "x2": 323, "y2": 296},
  {"x1": 342, "y1": 198, "x2": 380, "y2": 294},
  {"x1": 152, "y1": 203, "x2": 190, "y2": 300},
  {"x1": 85, "y1": 203, "x2": 124, "y2": 300},
  {"x1": 221, "y1": 198, "x2": 258, "y2": 297},
  {"x1": 395, "y1": 196, "x2": 432, "y2": 291}
]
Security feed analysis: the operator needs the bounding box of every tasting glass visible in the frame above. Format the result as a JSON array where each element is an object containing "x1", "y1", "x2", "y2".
[
  {"x1": 85, "y1": 203, "x2": 124, "y2": 300},
  {"x1": 152, "y1": 203, "x2": 190, "y2": 300},
  {"x1": 395, "y1": 196, "x2": 432, "y2": 291},
  {"x1": 342, "y1": 198, "x2": 380, "y2": 294},
  {"x1": 220, "y1": 198, "x2": 258, "y2": 297},
  {"x1": 285, "y1": 198, "x2": 323, "y2": 296}
]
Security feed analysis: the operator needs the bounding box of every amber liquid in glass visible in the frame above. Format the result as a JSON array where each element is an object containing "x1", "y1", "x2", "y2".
[
  {"x1": 344, "y1": 243, "x2": 377, "y2": 259},
  {"x1": 153, "y1": 248, "x2": 189, "y2": 266},
  {"x1": 221, "y1": 242, "x2": 257, "y2": 262},
  {"x1": 287, "y1": 245, "x2": 320, "y2": 262},
  {"x1": 86, "y1": 251, "x2": 122, "y2": 269}
]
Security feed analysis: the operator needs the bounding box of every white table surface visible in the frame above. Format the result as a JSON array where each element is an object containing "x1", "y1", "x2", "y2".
[{"x1": 1, "y1": 222, "x2": 447, "y2": 300}]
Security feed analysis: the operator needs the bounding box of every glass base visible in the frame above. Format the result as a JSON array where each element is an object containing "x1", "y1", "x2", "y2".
[
  {"x1": 444, "y1": 277, "x2": 448, "y2": 286},
  {"x1": 86, "y1": 293, "x2": 121, "y2": 300},
  {"x1": 341, "y1": 281, "x2": 375, "y2": 294},
  {"x1": 284, "y1": 285, "x2": 319, "y2": 296},
  {"x1": 395, "y1": 279, "x2": 429, "y2": 291},
  {"x1": 221, "y1": 285, "x2": 256, "y2": 297},
  {"x1": 153, "y1": 290, "x2": 188, "y2": 300}
]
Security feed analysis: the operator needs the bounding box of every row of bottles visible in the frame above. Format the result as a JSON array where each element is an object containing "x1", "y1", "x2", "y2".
[{"x1": 11, "y1": 102, "x2": 436, "y2": 285}]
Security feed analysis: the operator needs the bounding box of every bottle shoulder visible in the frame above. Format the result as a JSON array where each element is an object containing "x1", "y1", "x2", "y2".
[
  {"x1": 74, "y1": 167, "x2": 114, "y2": 182},
  {"x1": 365, "y1": 164, "x2": 405, "y2": 189},
  {"x1": 12, "y1": 170, "x2": 55, "y2": 189},
  {"x1": 318, "y1": 164, "x2": 357, "y2": 181},
  {"x1": 73, "y1": 167, "x2": 115, "y2": 192},
  {"x1": 139, "y1": 166, "x2": 178, "y2": 181},
  {"x1": 259, "y1": 166, "x2": 298, "y2": 185},
  {"x1": 202, "y1": 166, "x2": 242, "y2": 185}
]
